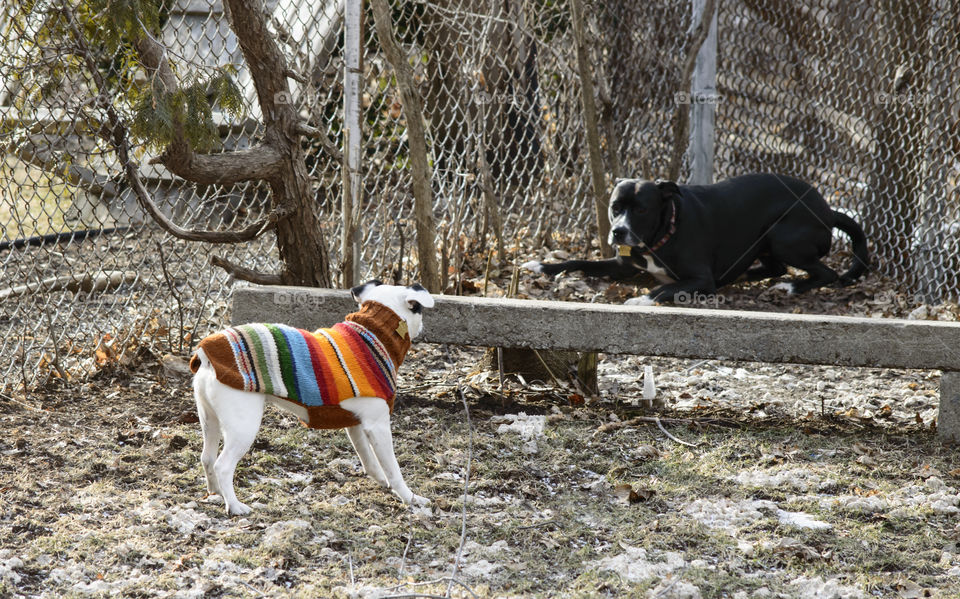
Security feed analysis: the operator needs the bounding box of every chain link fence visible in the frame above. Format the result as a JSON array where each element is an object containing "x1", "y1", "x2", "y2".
[{"x1": 1, "y1": 0, "x2": 958, "y2": 390}]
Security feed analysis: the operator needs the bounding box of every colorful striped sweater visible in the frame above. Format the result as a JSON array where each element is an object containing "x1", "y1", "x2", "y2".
[{"x1": 190, "y1": 301, "x2": 412, "y2": 429}]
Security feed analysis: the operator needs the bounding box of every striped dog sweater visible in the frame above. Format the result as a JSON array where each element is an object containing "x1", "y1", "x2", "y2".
[{"x1": 190, "y1": 301, "x2": 412, "y2": 429}]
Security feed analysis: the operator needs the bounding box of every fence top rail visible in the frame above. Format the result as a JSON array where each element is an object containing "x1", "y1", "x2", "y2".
[{"x1": 232, "y1": 286, "x2": 960, "y2": 372}]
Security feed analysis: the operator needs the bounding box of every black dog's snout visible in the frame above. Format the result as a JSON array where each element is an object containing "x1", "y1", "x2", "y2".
[{"x1": 611, "y1": 227, "x2": 629, "y2": 244}]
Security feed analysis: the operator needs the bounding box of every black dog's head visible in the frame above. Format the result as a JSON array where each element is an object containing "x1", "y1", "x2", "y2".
[{"x1": 607, "y1": 178, "x2": 681, "y2": 247}]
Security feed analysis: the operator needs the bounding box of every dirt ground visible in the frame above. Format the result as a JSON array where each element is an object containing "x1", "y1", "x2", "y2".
[
  {"x1": 3, "y1": 246, "x2": 960, "y2": 598},
  {"x1": 2, "y1": 335, "x2": 959, "y2": 598}
]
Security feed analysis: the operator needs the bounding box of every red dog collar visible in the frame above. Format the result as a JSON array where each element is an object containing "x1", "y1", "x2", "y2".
[{"x1": 647, "y1": 200, "x2": 677, "y2": 252}]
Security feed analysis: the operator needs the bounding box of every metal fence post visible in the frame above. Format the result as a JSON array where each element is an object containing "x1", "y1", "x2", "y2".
[
  {"x1": 688, "y1": 0, "x2": 717, "y2": 185},
  {"x1": 341, "y1": 0, "x2": 363, "y2": 287}
]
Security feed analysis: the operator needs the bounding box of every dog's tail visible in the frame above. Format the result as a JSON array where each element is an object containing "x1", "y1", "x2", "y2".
[
  {"x1": 832, "y1": 210, "x2": 870, "y2": 286},
  {"x1": 189, "y1": 348, "x2": 208, "y2": 374}
]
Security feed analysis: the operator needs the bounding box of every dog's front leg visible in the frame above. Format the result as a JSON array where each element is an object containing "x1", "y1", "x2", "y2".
[
  {"x1": 340, "y1": 397, "x2": 429, "y2": 506},
  {"x1": 628, "y1": 278, "x2": 716, "y2": 306},
  {"x1": 524, "y1": 257, "x2": 642, "y2": 280},
  {"x1": 345, "y1": 425, "x2": 389, "y2": 488}
]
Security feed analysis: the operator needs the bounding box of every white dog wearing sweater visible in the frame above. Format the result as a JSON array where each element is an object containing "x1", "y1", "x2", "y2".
[{"x1": 190, "y1": 281, "x2": 433, "y2": 515}]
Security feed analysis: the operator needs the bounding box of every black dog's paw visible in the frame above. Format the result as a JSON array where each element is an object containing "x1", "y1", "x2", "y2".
[
  {"x1": 521, "y1": 260, "x2": 543, "y2": 274},
  {"x1": 624, "y1": 295, "x2": 656, "y2": 306}
]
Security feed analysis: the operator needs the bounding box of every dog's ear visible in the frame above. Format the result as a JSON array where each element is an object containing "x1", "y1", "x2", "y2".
[
  {"x1": 404, "y1": 284, "x2": 434, "y2": 313},
  {"x1": 655, "y1": 179, "x2": 681, "y2": 200},
  {"x1": 350, "y1": 279, "x2": 382, "y2": 303}
]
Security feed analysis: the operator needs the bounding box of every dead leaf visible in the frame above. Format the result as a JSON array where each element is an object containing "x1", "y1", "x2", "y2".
[
  {"x1": 611, "y1": 483, "x2": 654, "y2": 505},
  {"x1": 856, "y1": 455, "x2": 878, "y2": 467},
  {"x1": 770, "y1": 537, "x2": 820, "y2": 561},
  {"x1": 636, "y1": 445, "x2": 660, "y2": 460},
  {"x1": 917, "y1": 464, "x2": 942, "y2": 479}
]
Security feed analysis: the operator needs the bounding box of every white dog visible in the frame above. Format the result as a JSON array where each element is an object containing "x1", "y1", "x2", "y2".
[{"x1": 190, "y1": 281, "x2": 433, "y2": 515}]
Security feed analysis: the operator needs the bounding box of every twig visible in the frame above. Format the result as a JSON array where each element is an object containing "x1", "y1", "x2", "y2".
[
  {"x1": 496, "y1": 347, "x2": 505, "y2": 391},
  {"x1": 42, "y1": 305, "x2": 68, "y2": 381},
  {"x1": 397, "y1": 515, "x2": 415, "y2": 582},
  {"x1": 517, "y1": 519, "x2": 555, "y2": 530},
  {"x1": 652, "y1": 565, "x2": 691, "y2": 598},
  {"x1": 387, "y1": 578, "x2": 479, "y2": 599},
  {"x1": 187, "y1": 269, "x2": 216, "y2": 356},
  {"x1": 654, "y1": 416, "x2": 699, "y2": 447},
  {"x1": 482, "y1": 250, "x2": 492, "y2": 297},
  {"x1": 446, "y1": 389, "x2": 474, "y2": 598},
  {"x1": 156, "y1": 241, "x2": 185, "y2": 354},
  {"x1": 531, "y1": 349, "x2": 565, "y2": 389},
  {"x1": 0, "y1": 392, "x2": 45, "y2": 413},
  {"x1": 239, "y1": 581, "x2": 266, "y2": 598}
]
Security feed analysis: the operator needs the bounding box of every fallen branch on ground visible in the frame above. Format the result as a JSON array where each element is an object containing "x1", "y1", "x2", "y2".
[{"x1": 0, "y1": 270, "x2": 139, "y2": 300}]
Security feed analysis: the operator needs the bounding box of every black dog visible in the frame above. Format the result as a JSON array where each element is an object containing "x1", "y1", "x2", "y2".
[{"x1": 523, "y1": 174, "x2": 869, "y2": 304}]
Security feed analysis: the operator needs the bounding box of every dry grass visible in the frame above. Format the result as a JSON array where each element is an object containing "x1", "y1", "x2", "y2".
[{"x1": 1, "y1": 347, "x2": 958, "y2": 598}]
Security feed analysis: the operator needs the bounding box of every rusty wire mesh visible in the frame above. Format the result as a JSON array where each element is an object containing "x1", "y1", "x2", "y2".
[{"x1": 1, "y1": 0, "x2": 958, "y2": 390}]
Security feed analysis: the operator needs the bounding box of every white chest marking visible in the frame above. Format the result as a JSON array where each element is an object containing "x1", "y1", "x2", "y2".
[{"x1": 641, "y1": 254, "x2": 675, "y2": 283}]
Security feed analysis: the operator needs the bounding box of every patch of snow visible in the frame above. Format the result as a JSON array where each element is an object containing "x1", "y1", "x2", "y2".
[
  {"x1": 261, "y1": 519, "x2": 312, "y2": 550},
  {"x1": 733, "y1": 468, "x2": 835, "y2": 492},
  {"x1": 819, "y1": 495, "x2": 888, "y2": 514},
  {"x1": 788, "y1": 575, "x2": 866, "y2": 599},
  {"x1": 591, "y1": 545, "x2": 685, "y2": 582},
  {"x1": 460, "y1": 558, "x2": 500, "y2": 577},
  {"x1": 492, "y1": 412, "x2": 546, "y2": 454},
  {"x1": 683, "y1": 498, "x2": 777, "y2": 532},
  {"x1": 646, "y1": 579, "x2": 702, "y2": 599},
  {"x1": 776, "y1": 509, "x2": 832, "y2": 530},
  {"x1": 166, "y1": 506, "x2": 212, "y2": 534},
  {"x1": 0, "y1": 554, "x2": 23, "y2": 585}
]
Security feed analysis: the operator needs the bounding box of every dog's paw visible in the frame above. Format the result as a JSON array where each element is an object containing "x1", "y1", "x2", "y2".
[
  {"x1": 226, "y1": 502, "x2": 253, "y2": 516},
  {"x1": 769, "y1": 282, "x2": 796, "y2": 295},
  {"x1": 624, "y1": 295, "x2": 656, "y2": 307},
  {"x1": 410, "y1": 494, "x2": 431, "y2": 507},
  {"x1": 521, "y1": 260, "x2": 543, "y2": 274}
]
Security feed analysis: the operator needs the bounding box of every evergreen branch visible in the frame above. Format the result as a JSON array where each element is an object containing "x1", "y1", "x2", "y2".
[
  {"x1": 131, "y1": 24, "x2": 286, "y2": 184},
  {"x1": 61, "y1": 3, "x2": 285, "y2": 245}
]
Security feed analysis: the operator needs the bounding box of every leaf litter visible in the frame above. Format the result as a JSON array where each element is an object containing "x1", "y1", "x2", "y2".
[{"x1": 3, "y1": 264, "x2": 960, "y2": 597}]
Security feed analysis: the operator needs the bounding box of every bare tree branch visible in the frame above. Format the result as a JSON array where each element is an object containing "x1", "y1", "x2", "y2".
[
  {"x1": 293, "y1": 122, "x2": 343, "y2": 162},
  {"x1": 570, "y1": 0, "x2": 613, "y2": 258},
  {"x1": 211, "y1": 255, "x2": 284, "y2": 285}
]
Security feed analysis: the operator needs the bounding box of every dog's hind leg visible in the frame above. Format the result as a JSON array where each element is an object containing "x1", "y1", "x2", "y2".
[
  {"x1": 345, "y1": 425, "x2": 389, "y2": 488},
  {"x1": 773, "y1": 251, "x2": 839, "y2": 294},
  {"x1": 340, "y1": 397, "x2": 429, "y2": 506},
  {"x1": 745, "y1": 255, "x2": 787, "y2": 281},
  {"x1": 194, "y1": 381, "x2": 223, "y2": 497},
  {"x1": 207, "y1": 383, "x2": 265, "y2": 516}
]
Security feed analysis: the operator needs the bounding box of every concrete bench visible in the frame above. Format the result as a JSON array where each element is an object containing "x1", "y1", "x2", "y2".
[{"x1": 233, "y1": 286, "x2": 960, "y2": 442}]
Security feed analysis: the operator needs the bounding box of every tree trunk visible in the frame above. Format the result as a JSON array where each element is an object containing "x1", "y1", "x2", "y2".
[
  {"x1": 862, "y1": 1, "x2": 930, "y2": 288},
  {"x1": 369, "y1": 0, "x2": 441, "y2": 292},
  {"x1": 570, "y1": 0, "x2": 612, "y2": 258},
  {"x1": 222, "y1": 0, "x2": 331, "y2": 288}
]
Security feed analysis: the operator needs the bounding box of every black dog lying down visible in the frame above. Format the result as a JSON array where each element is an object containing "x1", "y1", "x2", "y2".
[{"x1": 523, "y1": 174, "x2": 869, "y2": 305}]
